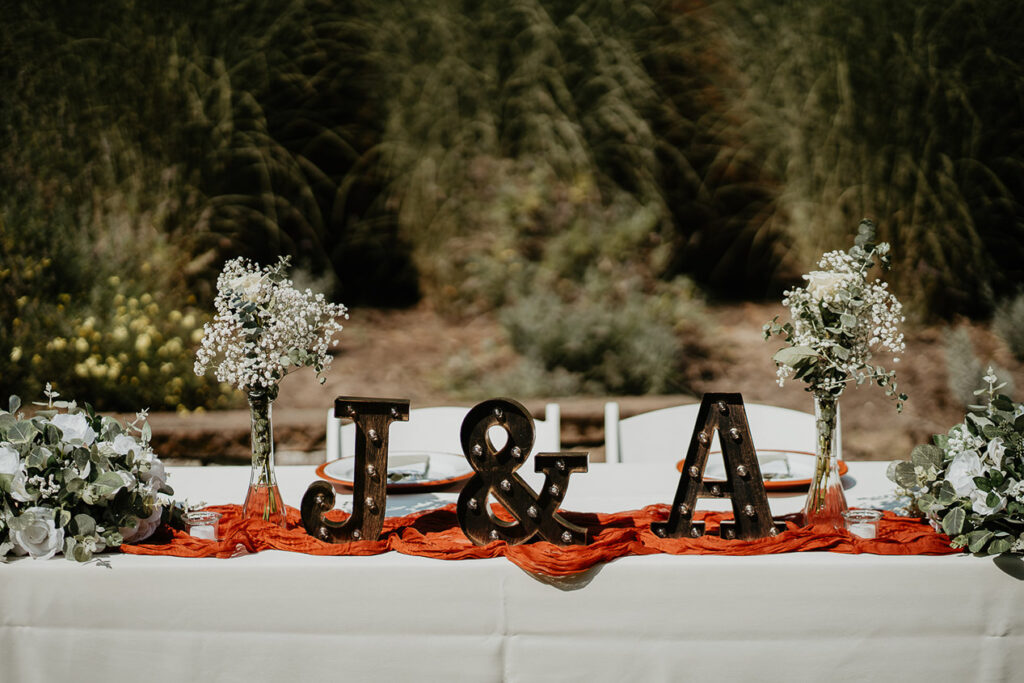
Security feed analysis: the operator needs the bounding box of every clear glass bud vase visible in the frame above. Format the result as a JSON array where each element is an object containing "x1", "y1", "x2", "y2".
[
  {"x1": 243, "y1": 391, "x2": 287, "y2": 526},
  {"x1": 803, "y1": 392, "x2": 848, "y2": 529}
]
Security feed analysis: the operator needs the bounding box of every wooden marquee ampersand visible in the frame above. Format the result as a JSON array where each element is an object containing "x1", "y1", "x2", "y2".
[
  {"x1": 652, "y1": 393, "x2": 786, "y2": 541},
  {"x1": 457, "y1": 398, "x2": 589, "y2": 546},
  {"x1": 301, "y1": 397, "x2": 410, "y2": 542}
]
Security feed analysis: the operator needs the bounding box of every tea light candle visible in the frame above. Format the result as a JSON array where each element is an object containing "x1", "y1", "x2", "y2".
[
  {"x1": 184, "y1": 510, "x2": 222, "y2": 541},
  {"x1": 842, "y1": 509, "x2": 882, "y2": 539}
]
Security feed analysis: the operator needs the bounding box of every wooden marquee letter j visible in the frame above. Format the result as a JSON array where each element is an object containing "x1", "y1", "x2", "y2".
[{"x1": 302, "y1": 397, "x2": 410, "y2": 542}]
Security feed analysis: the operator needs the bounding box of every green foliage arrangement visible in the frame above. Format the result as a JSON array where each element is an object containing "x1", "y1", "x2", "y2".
[
  {"x1": 764, "y1": 221, "x2": 907, "y2": 408},
  {"x1": 0, "y1": 386, "x2": 172, "y2": 562},
  {"x1": 717, "y1": 0, "x2": 1024, "y2": 318},
  {"x1": 890, "y1": 371, "x2": 1024, "y2": 555}
]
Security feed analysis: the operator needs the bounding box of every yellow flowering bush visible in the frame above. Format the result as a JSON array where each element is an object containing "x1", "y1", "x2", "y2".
[{"x1": 1, "y1": 258, "x2": 234, "y2": 413}]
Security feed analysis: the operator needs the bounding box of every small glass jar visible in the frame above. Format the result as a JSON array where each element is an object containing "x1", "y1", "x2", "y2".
[
  {"x1": 842, "y1": 509, "x2": 882, "y2": 539},
  {"x1": 184, "y1": 510, "x2": 222, "y2": 541}
]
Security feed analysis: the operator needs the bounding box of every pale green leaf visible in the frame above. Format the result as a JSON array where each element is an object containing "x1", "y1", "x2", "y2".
[
  {"x1": 73, "y1": 514, "x2": 96, "y2": 536},
  {"x1": 967, "y1": 530, "x2": 993, "y2": 553},
  {"x1": 941, "y1": 507, "x2": 965, "y2": 537},
  {"x1": 911, "y1": 444, "x2": 944, "y2": 470},
  {"x1": 772, "y1": 346, "x2": 819, "y2": 367}
]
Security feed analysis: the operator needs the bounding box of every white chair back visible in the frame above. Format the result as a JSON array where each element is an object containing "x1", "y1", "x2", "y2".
[
  {"x1": 603, "y1": 401, "x2": 816, "y2": 464},
  {"x1": 326, "y1": 403, "x2": 561, "y2": 461}
]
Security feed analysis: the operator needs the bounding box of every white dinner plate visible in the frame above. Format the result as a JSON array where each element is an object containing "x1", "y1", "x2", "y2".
[
  {"x1": 316, "y1": 451, "x2": 474, "y2": 492},
  {"x1": 676, "y1": 450, "x2": 848, "y2": 491}
]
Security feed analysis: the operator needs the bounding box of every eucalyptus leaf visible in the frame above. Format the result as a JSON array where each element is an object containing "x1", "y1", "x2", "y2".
[
  {"x1": 911, "y1": 444, "x2": 944, "y2": 470},
  {"x1": 938, "y1": 480, "x2": 956, "y2": 506},
  {"x1": 7, "y1": 420, "x2": 37, "y2": 444},
  {"x1": 74, "y1": 449, "x2": 90, "y2": 470},
  {"x1": 992, "y1": 397, "x2": 1014, "y2": 413},
  {"x1": 988, "y1": 537, "x2": 1013, "y2": 555},
  {"x1": 72, "y1": 539, "x2": 96, "y2": 562},
  {"x1": 982, "y1": 425, "x2": 1002, "y2": 440},
  {"x1": 990, "y1": 470, "x2": 1005, "y2": 487},
  {"x1": 892, "y1": 461, "x2": 918, "y2": 488},
  {"x1": 73, "y1": 514, "x2": 96, "y2": 536},
  {"x1": 772, "y1": 346, "x2": 819, "y2": 368},
  {"x1": 57, "y1": 508, "x2": 71, "y2": 528},
  {"x1": 942, "y1": 507, "x2": 965, "y2": 536},
  {"x1": 43, "y1": 424, "x2": 61, "y2": 445},
  {"x1": 967, "y1": 530, "x2": 993, "y2": 553},
  {"x1": 25, "y1": 447, "x2": 47, "y2": 470}
]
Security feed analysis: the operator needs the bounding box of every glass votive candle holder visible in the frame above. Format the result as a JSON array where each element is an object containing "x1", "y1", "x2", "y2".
[
  {"x1": 184, "y1": 510, "x2": 222, "y2": 541},
  {"x1": 842, "y1": 509, "x2": 882, "y2": 539}
]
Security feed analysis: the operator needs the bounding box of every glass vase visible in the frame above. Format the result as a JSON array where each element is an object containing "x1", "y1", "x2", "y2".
[
  {"x1": 242, "y1": 391, "x2": 287, "y2": 527},
  {"x1": 802, "y1": 392, "x2": 848, "y2": 529}
]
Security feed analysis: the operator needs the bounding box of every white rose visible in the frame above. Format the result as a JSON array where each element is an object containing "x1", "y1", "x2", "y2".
[
  {"x1": 117, "y1": 470, "x2": 137, "y2": 490},
  {"x1": 228, "y1": 273, "x2": 264, "y2": 303},
  {"x1": 10, "y1": 507, "x2": 65, "y2": 560},
  {"x1": 984, "y1": 438, "x2": 1006, "y2": 468},
  {"x1": 970, "y1": 489, "x2": 1006, "y2": 516},
  {"x1": 946, "y1": 450, "x2": 984, "y2": 497},
  {"x1": 0, "y1": 444, "x2": 20, "y2": 476},
  {"x1": 120, "y1": 505, "x2": 163, "y2": 543},
  {"x1": 110, "y1": 434, "x2": 139, "y2": 456},
  {"x1": 50, "y1": 413, "x2": 96, "y2": 446},
  {"x1": 10, "y1": 470, "x2": 35, "y2": 503},
  {"x1": 804, "y1": 271, "x2": 855, "y2": 301},
  {"x1": 141, "y1": 458, "x2": 167, "y2": 491}
]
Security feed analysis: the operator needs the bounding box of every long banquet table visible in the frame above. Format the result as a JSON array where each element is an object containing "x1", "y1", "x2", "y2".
[{"x1": 3, "y1": 461, "x2": 1023, "y2": 683}]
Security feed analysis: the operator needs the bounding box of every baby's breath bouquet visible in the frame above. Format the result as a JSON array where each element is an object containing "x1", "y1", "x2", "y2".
[
  {"x1": 764, "y1": 220, "x2": 907, "y2": 528},
  {"x1": 890, "y1": 370, "x2": 1024, "y2": 555},
  {"x1": 194, "y1": 256, "x2": 347, "y2": 525},
  {"x1": 0, "y1": 385, "x2": 171, "y2": 562}
]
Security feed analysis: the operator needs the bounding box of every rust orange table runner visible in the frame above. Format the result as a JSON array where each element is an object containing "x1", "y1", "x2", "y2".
[{"x1": 122, "y1": 504, "x2": 958, "y2": 576}]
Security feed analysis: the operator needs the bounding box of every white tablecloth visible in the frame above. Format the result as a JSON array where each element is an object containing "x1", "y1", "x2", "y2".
[{"x1": 3, "y1": 462, "x2": 1022, "y2": 683}]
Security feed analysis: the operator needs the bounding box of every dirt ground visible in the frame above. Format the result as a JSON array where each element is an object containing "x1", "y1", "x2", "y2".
[{"x1": 263, "y1": 300, "x2": 1023, "y2": 462}]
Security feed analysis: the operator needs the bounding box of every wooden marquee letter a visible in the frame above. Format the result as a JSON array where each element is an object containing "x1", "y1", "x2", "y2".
[
  {"x1": 302, "y1": 397, "x2": 410, "y2": 542},
  {"x1": 651, "y1": 393, "x2": 785, "y2": 541}
]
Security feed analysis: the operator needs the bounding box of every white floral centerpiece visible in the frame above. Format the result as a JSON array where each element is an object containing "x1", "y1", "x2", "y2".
[
  {"x1": 764, "y1": 220, "x2": 908, "y2": 527},
  {"x1": 194, "y1": 256, "x2": 347, "y2": 524},
  {"x1": 0, "y1": 384, "x2": 171, "y2": 561},
  {"x1": 889, "y1": 369, "x2": 1024, "y2": 555}
]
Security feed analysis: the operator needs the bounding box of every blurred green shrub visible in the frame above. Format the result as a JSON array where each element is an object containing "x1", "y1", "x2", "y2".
[
  {"x1": 994, "y1": 293, "x2": 1024, "y2": 362},
  {"x1": 499, "y1": 277, "x2": 707, "y2": 395},
  {"x1": 5, "y1": 0, "x2": 1024, "y2": 411},
  {"x1": 0, "y1": 211, "x2": 233, "y2": 412},
  {"x1": 944, "y1": 327, "x2": 1014, "y2": 407},
  {"x1": 713, "y1": 0, "x2": 1024, "y2": 318}
]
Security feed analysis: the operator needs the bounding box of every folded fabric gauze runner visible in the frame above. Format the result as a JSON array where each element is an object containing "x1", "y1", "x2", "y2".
[{"x1": 387, "y1": 454, "x2": 431, "y2": 482}]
